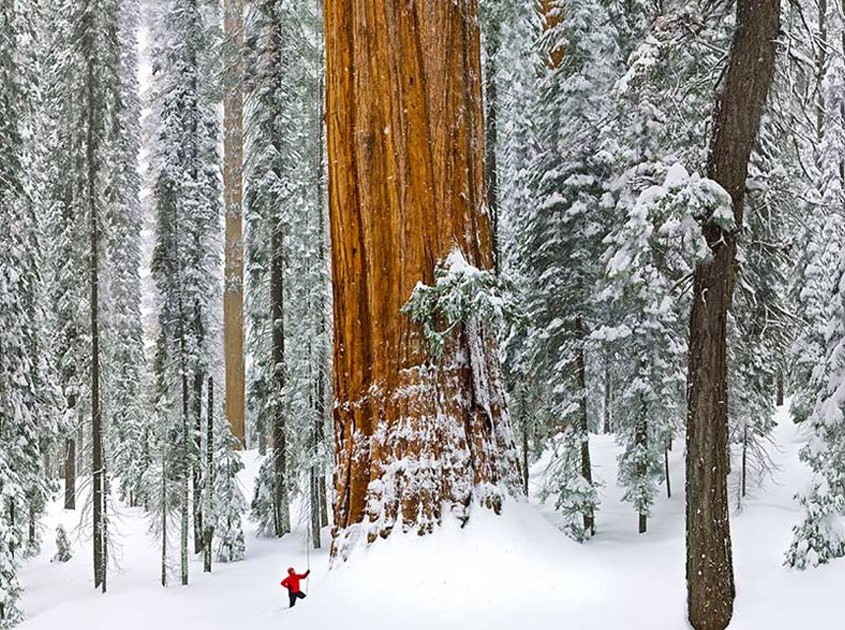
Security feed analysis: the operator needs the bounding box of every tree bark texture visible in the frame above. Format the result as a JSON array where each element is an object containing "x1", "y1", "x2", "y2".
[
  {"x1": 64, "y1": 436, "x2": 76, "y2": 510},
  {"x1": 193, "y1": 372, "x2": 204, "y2": 553},
  {"x1": 86, "y1": 47, "x2": 105, "y2": 592},
  {"x1": 484, "y1": 17, "x2": 500, "y2": 273},
  {"x1": 223, "y1": 0, "x2": 246, "y2": 446},
  {"x1": 636, "y1": 400, "x2": 647, "y2": 534},
  {"x1": 325, "y1": 0, "x2": 520, "y2": 557},
  {"x1": 270, "y1": 215, "x2": 289, "y2": 537},
  {"x1": 685, "y1": 2, "x2": 779, "y2": 628},
  {"x1": 204, "y1": 377, "x2": 214, "y2": 573},
  {"x1": 575, "y1": 317, "x2": 594, "y2": 536}
]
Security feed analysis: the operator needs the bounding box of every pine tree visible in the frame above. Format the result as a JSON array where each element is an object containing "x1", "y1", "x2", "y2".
[
  {"x1": 149, "y1": 0, "x2": 221, "y2": 586},
  {"x1": 785, "y1": 2, "x2": 845, "y2": 570},
  {"x1": 106, "y1": 0, "x2": 148, "y2": 511},
  {"x1": 516, "y1": 0, "x2": 621, "y2": 540},
  {"x1": 244, "y1": 0, "x2": 329, "y2": 539},
  {"x1": 0, "y1": 0, "x2": 70, "y2": 617}
]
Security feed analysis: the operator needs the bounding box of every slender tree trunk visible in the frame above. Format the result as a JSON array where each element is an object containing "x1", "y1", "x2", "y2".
[
  {"x1": 311, "y1": 32, "x2": 328, "y2": 550},
  {"x1": 64, "y1": 435, "x2": 76, "y2": 510},
  {"x1": 102, "y1": 468, "x2": 108, "y2": 593},
  {"x1": 193, "y1": 371, "x2": 204, "y2": 553},
  {"x1": 223, "y1": 0, "x2": 246, "y2": 446},
  {"x1": 204, "y1": 377, "x2": 214, "y2": 573},
  {"x1": 685, "y1": 3, "x2": 778, "y2": 628},
  {"x1": 161, "y1": 451, "x2": 168, "y2": 587},
  {"x1": 178, "y1": 304, "x2": 191, "y2": 586},
  {"x1": 575, "y1": 317, "x2": 594, "y2": 536},
  {"x1": 665, "y1": 440, "x2": 671, "y2": 499},
  {"x1": 484, "y1": 16, "x2": 500, "y2": 273},
  {"x1": 776, "y1": 371, "x2": 784, "y2": 406},
  {"x1": 741, "y1": 425, "x2": 748, "y2": 499},
  {"x1": 603, "y1": 351, "x2": 612, "y2": 434},
  {"x1": 270, "y1": 209, "x2": 289, "y2": 537},
  {"x1": 87, "y1": 48, "x2": 104, "y2": 592},
  {"x1": 325, "y1": 0, "x2": 520, "y2": 556},
  {"x1": 181, "y1": 372, "x2": 189, "y2": 586},
  {"x1": 636, "y1": 399, "x2": 647, "y2": 534},
  {"x1": 520, "y1": 386, "x2": 529, "y2": 495}
]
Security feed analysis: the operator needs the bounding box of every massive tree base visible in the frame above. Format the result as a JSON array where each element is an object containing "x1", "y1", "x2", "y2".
[{"x1": 332, "y1": 323, "x2": 520, "y2": 559}]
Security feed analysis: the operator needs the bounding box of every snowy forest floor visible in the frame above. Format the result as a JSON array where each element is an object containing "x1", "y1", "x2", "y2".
[{"x1": 18, "y1": 403, "x2": 845, "y2": 629}]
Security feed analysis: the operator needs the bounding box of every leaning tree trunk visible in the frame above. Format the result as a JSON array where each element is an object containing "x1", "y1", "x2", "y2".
[
  {"x1": 685, "y1": 2, "x2": 779, "y2": 629},
  {"x1": 325, "y1": 0, "x2": 521, "y2": 558},
  {"x1": 223, "y1": 0, "x2": 245, "y2": 446}
]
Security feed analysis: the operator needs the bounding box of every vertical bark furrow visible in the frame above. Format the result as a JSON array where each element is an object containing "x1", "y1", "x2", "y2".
[{"x1": 327, "y1": 0, "x2": 519, "y2": 557}]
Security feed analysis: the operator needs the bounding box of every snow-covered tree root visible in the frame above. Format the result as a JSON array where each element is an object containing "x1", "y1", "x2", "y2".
[{"x1": 331, "y1": 323, "x2": 522, "y2": 560}]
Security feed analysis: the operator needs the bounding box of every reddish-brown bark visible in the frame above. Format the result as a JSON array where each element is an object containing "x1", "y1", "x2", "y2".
[
  {"x1": 223, "y1": 0, "x2": 245, "y2": 446},
  {"x1": 325, "y1": 0, "x2": 520, "y2": 557}
]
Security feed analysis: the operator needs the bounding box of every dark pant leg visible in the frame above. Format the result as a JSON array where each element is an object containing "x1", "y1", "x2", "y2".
[
  {"x1": 289, "y1": 591, "x2": 297, "y2": 608},
  {"x1": 296, "y1": 592, "x2": 306, "y2": 601}
]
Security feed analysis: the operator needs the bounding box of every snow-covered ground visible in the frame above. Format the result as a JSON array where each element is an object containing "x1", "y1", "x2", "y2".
[{"x1": 19, "y1": 404, "x2": 843, "y2": 629}]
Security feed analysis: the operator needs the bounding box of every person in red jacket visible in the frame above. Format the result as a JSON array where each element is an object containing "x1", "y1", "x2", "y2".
[{"x1": 280, "y1": 567, "x2": 310, "y2": 608}]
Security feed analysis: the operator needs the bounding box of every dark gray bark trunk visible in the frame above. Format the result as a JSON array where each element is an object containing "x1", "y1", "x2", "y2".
[
  {"x1": 193, "y1": 370, "x2": 204, "y2": 554},
  {"x1": 484, "y1": 20, "x2": 499, "y2": 273},
  {"x1": 685, "y1": 2, "x2": 778, "y2": 627},
  {"x1": 87, "y1": 47, "x2": 104, "y2": 593},
  {"x1": 64, "y1": 436, "x2": 76, "y2": 510},
  {"x1": 271, "y1": 210, "x2": 288, "y2": 537},
  {"x1": 636, "y1": 399, "x2": 647, "y2": 534},
  {"x1": 575, "y1": 317, "x2": 594, "y2": 536},
  {"x1": 204, "y1": 377, "x2": 214, "y2": 573},
  {"x1": 603, "y1": 351, "x2": 612, "y2": 434}
]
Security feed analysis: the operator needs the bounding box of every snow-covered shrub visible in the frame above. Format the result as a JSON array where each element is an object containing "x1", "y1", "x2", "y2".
[
  {"x1": 402, "y1": 249, "x2": 524, "y2": 359},
  {"x1": 52, "y1": 525, "x2": 72, "y2": 563},
  {"x1": 214, "y1": 429, "x2": 247, "y2": 562}
]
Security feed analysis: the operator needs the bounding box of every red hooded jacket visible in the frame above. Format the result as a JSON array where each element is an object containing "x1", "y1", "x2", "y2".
[{"x1": 281, "y1": 568, "x2": 309, "y2": 593}]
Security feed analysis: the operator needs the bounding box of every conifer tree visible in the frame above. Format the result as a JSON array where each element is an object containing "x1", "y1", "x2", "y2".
[
  {"x1": 517, "y1": 0, "x2": 621, "y2": 540},
  {"x1": 245, "y1": 0, "x2": 329, "y2": 539},
  {"x1": 149, "y1": 0, "x2": 221, "y2": 585}
]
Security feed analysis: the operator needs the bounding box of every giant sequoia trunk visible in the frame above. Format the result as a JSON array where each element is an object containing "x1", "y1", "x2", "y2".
[
  {"x1": 685, "y1": 2, "x2": 779, "y2": 628},
  {"x1": 325, "y1": 0, "x2": 520, "y2": 557},
  {"x1": 223, "y1": 0, "x2": 245, "y2": 446}
]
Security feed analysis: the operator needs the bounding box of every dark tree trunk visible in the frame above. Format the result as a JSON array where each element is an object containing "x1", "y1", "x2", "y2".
[
  {"x1": 484, "y1": 17, "x2": 500, "y2": 274},
  {"x1": 603, "y1": 351, "x2": 612, "y2": 434},
  {"x1": 270, "y1": 208, "x2": 288, "y2": 537},
  {"x1": 636, "y1": 399, "x2": 647, "y2": 534},
  {"x1": 575, "y1": 317, "x2": 594, "y2": 536},
  {"x1": 180, "y1": 345, "x2": 190, "y2": 586},
  {"x1": 64, "y1": 436, "x2": 76, "y2": 510},
  {"x1": 741, "y1": 425, "x2": 748, "y2": 499},
  {"x1": 521, "y1": 388, "x2": 529, "y2": 495},
  {"x1": 776, "y1": 371, "x2": 784, "y2": 406},
  {"x1": 665, "y1": 440, "x2": 671, "y2": 499},
  {"x1": 87, "y1": 48, "x2": 105, "y2": 592},
  {"x1": 685, "y1": 2, "x2": 779, "y2": 628},
  {"x1": 193, "y1": 370, "x2": 204, "y2": 554},
  {"x1": 204, "y1": 377, "x2": 214, "y2": 573}
]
